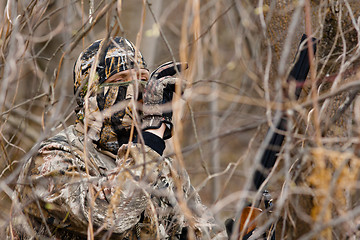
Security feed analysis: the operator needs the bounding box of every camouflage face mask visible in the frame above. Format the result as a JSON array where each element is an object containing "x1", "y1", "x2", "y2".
[{"x1": 73, "y1": 37, "x2": 147, "y2": 153}]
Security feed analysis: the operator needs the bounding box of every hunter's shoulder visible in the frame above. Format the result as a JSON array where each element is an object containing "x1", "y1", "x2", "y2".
[
  {"x1": 39, "y1": 125, "x2": 81, "y2": 149},
  {"x1": 25, "y1": 125, "x2": 84, "y2": 173}
]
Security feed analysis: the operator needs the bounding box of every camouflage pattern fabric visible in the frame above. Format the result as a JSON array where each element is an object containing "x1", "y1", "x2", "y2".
[
  {"x1": 9, "y1": 123, "x2": 220, "y2": 239},
  {"x1": 73, "y1": 37, "x2": 147, "y2": 154},
  {"x1": 142, "y1": 62, "x2": 187, "y2": 140},
  {"x1": 73, "y1": 36, "x2": 147, "y2": 112}
]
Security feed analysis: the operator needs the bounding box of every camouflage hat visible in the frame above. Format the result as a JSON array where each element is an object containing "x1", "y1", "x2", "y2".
[{"x1": 73, "y1": 37, "x2": 147, "y2": 115}]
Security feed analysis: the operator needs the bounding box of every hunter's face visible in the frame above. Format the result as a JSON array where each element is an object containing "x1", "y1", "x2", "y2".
[
  {"x1": 105, "y1": 68, "x2": 149, "y2": 84},
  {"x1": 104, "y1": 68, "x2": 149, "y2": 103}
]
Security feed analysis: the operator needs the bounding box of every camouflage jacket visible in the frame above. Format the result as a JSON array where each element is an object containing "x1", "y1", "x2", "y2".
[{"x1": 10, "y1": 124, "x2": 221, "y2": 239}]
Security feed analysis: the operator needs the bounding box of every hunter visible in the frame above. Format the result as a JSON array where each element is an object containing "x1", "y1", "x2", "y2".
[{"x1": 9, "y1": 37, "x2": 224, "y2": 239}]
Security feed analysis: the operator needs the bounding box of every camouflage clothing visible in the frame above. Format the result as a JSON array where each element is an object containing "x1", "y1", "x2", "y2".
[
  {"x1": 9, "y1": 36, "x2": 224, "y2": 239},
  {"x1": 10, "y1": 123, "x2": 220, "y2": 239}
]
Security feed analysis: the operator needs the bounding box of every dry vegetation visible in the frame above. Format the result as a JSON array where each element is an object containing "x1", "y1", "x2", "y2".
[{"x1": 0, "y1": 0, "x2": 360, "y2": 239}]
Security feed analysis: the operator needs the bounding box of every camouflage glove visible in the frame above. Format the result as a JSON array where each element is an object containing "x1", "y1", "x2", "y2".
[{"x1": 142, "y1": 61, "x2": 187, "y2": 139}]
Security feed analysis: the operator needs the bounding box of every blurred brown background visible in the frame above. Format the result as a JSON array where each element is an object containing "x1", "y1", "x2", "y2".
[{"x1": 1, "y1": 0, "x2": 360, "y2": 238}]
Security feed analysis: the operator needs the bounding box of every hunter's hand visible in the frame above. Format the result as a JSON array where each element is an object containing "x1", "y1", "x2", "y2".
[{"x1": 142, "y1": 62, "x2": 187, "y2": 139}]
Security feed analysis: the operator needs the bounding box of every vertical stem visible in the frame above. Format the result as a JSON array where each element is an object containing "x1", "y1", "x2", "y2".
[
  {"x1": 82, "y1": 27, "x2": 102, "y2": 240},
  {"x1": 210, "y1": 0, "x2": 221, "y2": 206},
  {"x1": 304, "y1": 0, "x2": 322, "y2": 146},
  {"x1": 89, "y1": 0, "x2": 94, "y2": 24},
  {"x1": 180, "y1": 0, "x2": 190, "y2": 74},
  {"x1": 81, "y1": 0, "x2": 85, "y2": 48},
  {"x1": 135, "y1": 0, "x2": 146, "y2": 59},
  {"x1": 0, "y1": 0, "x2": 17, "y2": 111}
]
